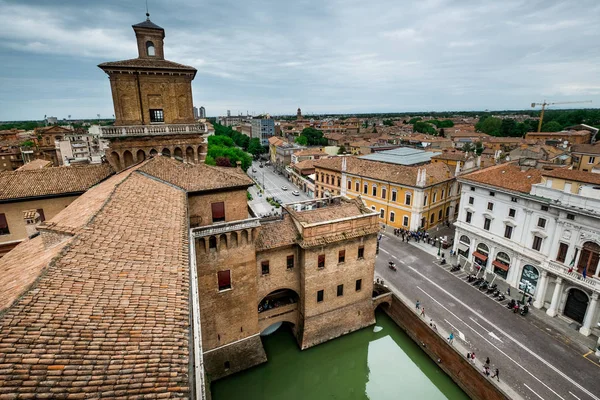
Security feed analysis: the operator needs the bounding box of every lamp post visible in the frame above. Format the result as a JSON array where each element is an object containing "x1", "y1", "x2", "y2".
[
  {"x1": 521, "y1": 283, "x2": 530, "y2": 305},
  {"x1": 437, "y1": 238, "x2": 442, "y2": 257}
]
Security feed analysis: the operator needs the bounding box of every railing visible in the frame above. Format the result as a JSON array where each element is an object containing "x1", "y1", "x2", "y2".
[
  {"x1": 547, "y1": 260, "x2": 598, "y2": 290},
  {"x1": 191, "y1": 218, "x2": 260, "y2": 238},
  {"x1": 99, "y1": 123, "x2": 207, "y2": 138},
  {"x1": 258, "y1": 302, "x2": 298, "y2": 320}
]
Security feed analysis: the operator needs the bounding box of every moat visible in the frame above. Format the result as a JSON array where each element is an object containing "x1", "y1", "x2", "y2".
[{"x1": 212, "y1": 309, "x2": 469, "y2": 399}]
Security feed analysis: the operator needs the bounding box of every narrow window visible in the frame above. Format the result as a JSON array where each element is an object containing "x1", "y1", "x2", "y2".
[
  {"x1": 379, "y1": 209, "x2": 384, "y2": 218},
  {"x1": 430, "y1": 213, "x2": 435, "y2": 223},
  {"x1": 218, "y1": 270, "x2": 231, "y2": 291},
  {"x1": 0, "y1": 213, "x2": 9, "y2": 235},
  {"x1": 338, "y1": 249, "x2": 346, "y2": 263},
  {"x1": 433, "y1": 192, "x2": 437, "y2": 203},
  {"x1": 381, "y1": 187, "x2": 387, "y2": 199},
  {"x1": 556, "y1": 243, "x2": 568, "y2": 263},
  {"x1": 509, "y1": 208, "x2": 516, "y2": 218},
  {"x1": 487, "y1": 202, "x2": 494, "y2": 211},
  {"x1": 355, "y1": 181, "x2": 360, "y2": 192},
  {"x1": 146, "y1": 41, "x2": 156, "y2": 56},
  {"x1": 504, "y1": 225, "x2": 513, "y2": 239},
  {"x1": 347, "y1": 180, "x2": 352, "y2": 190},
  {"x1": 358, "y1": 246, "x2": 364, "y2": 259},
  {"x1": 337, "y1": 177, "x2": 340, "y2": 187},
  {"x1": 405, "y1": 192, "x2": 412, "y2": 206},
  {"x1": 566, "y1": 213, "x2": 575, "y2": 220},
  {"x1": 261, "y1": 260, "x2": 270, "y2": 275},
  {"x1": 390, "y1": 211, "x2": 395, "y2": 222},
  {"x1": 483, "y1": 218, "x2": 491, "y2": 231},
  {"x1": 337, "y1": 284, "x2": 344, "y2": 297},
  {"x1": 391, "y1": 190, "x2": 397, "y2": 202},
  {"x1": 424, "y1": 195, "x2": 428, "y2": 206},
  {"x1": 532, "y1": 235, "x2": 543, "y2": 251},
  {"x1": 318, "y1": 254, "x2": 325, "y2": 268},
  {"x1": 403, "y1": 215, "x2": 409, "y2": 226},
  {"x1": 317, "y1": 290, "x2": 324, "y2": 303},
  {"x1": 537, "y1": 218, "x2": 546, "y2": 228},
  {"x1": 441, "y1": 189, "x2": 445, "y2": 199},
  {"x1": 363, "y1": 183, "x2": 368, "y2": 194},
  {"x1": 355, "y1": 279, "x2": 362, "y2": 291},
  {"x1": 211, "y1": 202, "x2": 225, "y2": 223},
  {"x1": 468, "y1": 196, "x2": 474, "y2": 205},
  {"x1": 224, "y1": 361, "x2": 230, "y2": 370},
  {"x1": 209, "y1": 236, "x2": 217, "y2": 250},
  {"x1": 372, "y1": 185, "x2": 377, "y2": 197},
  {"x1": 286, "y1": 255, "x2": 294, "y2": 269},
  {"x1": 149, "y1": 109, "x2": 164, "y2": 123},
  {"x1": 438, "y1": 209, "x2": 443, "y2": 220},
  {"x1": 466, "y1": 211, "x2": 472, "y2": 224}
]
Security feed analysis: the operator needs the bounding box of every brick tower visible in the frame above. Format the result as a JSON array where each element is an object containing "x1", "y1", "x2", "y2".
[{"x1": 98, "y1": 13, "x2": 208, "y2": 170}]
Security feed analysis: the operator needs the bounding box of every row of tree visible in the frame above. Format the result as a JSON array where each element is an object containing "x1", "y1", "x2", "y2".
[
  {"x1": 294, "y1": 127, "x2": 328, "y2": 146},
  {"x1": 205, "y1": 135, "x2": 253, "y2": 171}
]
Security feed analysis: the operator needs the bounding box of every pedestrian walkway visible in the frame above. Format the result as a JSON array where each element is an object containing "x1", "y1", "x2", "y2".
[{"x1": 381, "y1": 228, "x2": 600, "y2": 358}]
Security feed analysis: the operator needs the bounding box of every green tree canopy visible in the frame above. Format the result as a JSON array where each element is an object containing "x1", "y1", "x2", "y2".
[
  {"x1": 383, "y1": 119, "x2": 394, "y2": 126},
  {"x1": 298, "y1": 127, "x2": 328, "y2": 146},
  {"x1": 541, "y1": 121, "x2": 563, "y2": 132},
  {"x1": 429, "y1": 119, "x2": 454, "y2": 128},
  {"x1": 247, "y1": 138, "x2": 264, "y2": 158},
  {"x1": 475, "y1": 116, "x2": 502, "y2": 136},
  {"x1": 413, "y1": 121, "x2": 437, "y2": 135},
  {"x1": 294, "y1": 135, "x2": 308, "y2": 146},
  {"x1": 408, "y1": 117, "x2": 422, "y2": 124},
  {"x1": 338, "y1": 145, "x2": 347, "y2": 154}
]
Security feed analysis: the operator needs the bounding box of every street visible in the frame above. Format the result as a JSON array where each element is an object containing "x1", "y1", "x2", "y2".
[
  {"x1": 247, "y1": 160, "x2": 310, "y2": 216},
  {"x1": 376, "y1": 232, "x2": 600, "y2": 400}
]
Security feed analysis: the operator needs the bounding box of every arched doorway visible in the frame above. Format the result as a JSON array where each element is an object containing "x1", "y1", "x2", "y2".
[
  {"x1": 519, "y1": 265, "x2": 539, "y2": 294},
  {"x1": 258, "y1": 288, "x2": 299, "y2": 335},
  {"x1": 110, "y1": 151, "x2": 120, "y2": 168},
  {"x1": 123, "y1": 150, "x2": 134, "y2": 168},
  {"x1": 150, "y1": 148, "x2": 158, "y2": 157},
  {"x1": 493, "y1": 252, "x2": 510, "y2": 279},
  {"x1": 162, "y1": 148, "x2": 171, "y2": 157},
  {"x1": 577, "y1": 242, "x2": 600, "y2": 277},
  {"x1": 473, "y1": 243, "x2": 489, "y2": 270},
  {"x1": 564, "y1": 288, "x2": 589, "y2": 323},
  {"x1": 174, "y1": 147, "x2": 183, "y2": 160},
  {"x1": 136, "y1": 149, "x2": 146, "y2": 162},
  {"x1": 458, "y1": 235, "x2": 470, "y2": 258},
  {"x1": 186, "y1": 146, "x2": 194, "y2": 162}
]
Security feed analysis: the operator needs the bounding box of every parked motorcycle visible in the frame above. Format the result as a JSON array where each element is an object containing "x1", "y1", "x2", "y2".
[
  {"x1": 492, "y1": 289, "x2": 500, "y2": 297},
  {"x1": 486, "y1": 284, "x2": 498, "y2": 293},
  {"x1": 479, "y1": 281, "x2": 489, "y2": 291},
  {"x1": 451, "y1": 264, "x2": 461, "y2": 272},
  {"x1": 466, "y1": 274, "x2": 475, "y2": 282},
  {"x1": 520, "y1": 305, "x2": 529, "y2": 316},
  {"x1": 513, "y1": 303, "x2": 520, "y2": 313},
  {"x1": 388, "y1": 261, "x2": 397, "y2": 272},
  {"x1": 440, "y1": 258, "x2": 447, "y2": 265},
  {"x1": 507, "y1": 299, "x2": 516, "y2": 309},
  {"x1": 497, "y1": 294, "x2": 506, "y2": 301}
]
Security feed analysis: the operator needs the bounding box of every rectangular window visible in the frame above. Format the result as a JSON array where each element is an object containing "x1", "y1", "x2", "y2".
[
  {"x1": 337, "y1": 177, "x2": 340, "y2": 187},
  {"x1": 433, "y1": 192, "x2": 437, "y2": 203},
  {"x1": 337, "y1": 284, "x2": 344, "y2": 297},
  {"x1": 469, "y1": 196, "x2": 474, "y2": 205},
  {"x1": 466, "y1": 211, "x2": 472, "y2": 224},
  {"x1": 589, "y1": 156, "x2": 596, "y2": 164},
  {"x1": 318, "y1": 254, "x2": 325, "y2": 269},
  {"x1": 372, "y1": 186, "x2": 377, "y2": 197},
  {"x1": 390, "y1": 211, "x2": 395, "y2": 222},
  {"x1": 358, "y1": 246, "x2": 364, "y2": 259},
  {"x1": 509, "y1": 208, "x2": 516, "y2": 218},
  {"x1": 287, "y1": 255, "x2": 294, "y2": 269},
  {"x1": 347, "y1": 180, "x2": 352, "y2": 190},
  {"x1": 556, "y1": 243, "x2": 568, "y2": 263},
  {"x1": 489, "y1": 191, "x2": 495, "y2": 197},
  {"x1": 0, "y1": 213, "x2": 9, "y2": 235},
  {"x1": 381, "y1": 187, "x2": 387, "y2": 199},
  {"x1": 338, "y1": 249, "x2": 346, "y2": 263},
  {"x1": 504, "y1": 225, "x2": 513, "y2": 239},
  {"x1": 541, "y1": 205, "x2": 548, "y2": 211},
  {"x1": 261, "y1": 261, "x2": 270, "y2": 275},
  {"x1": 317, "y1": 290, "x2": 324, "y2": 302},
  {"x1": 363, "y1": 183, "x2": 368, "y2": 194},
  {"x1": 405, "y1": 193, "x2": 412, "y2": 206},
  {"x1": 470, "y1": 187, "x2": 475, "y2": 192},
  {"x1": 537, "y1": 218, "x2": 546, "y2": 228},
  {"x1": 403, "y1": 215, "x2": 409, "y2": 226},
  {"x1": 566, "y1": 214, "x2": 575, "y2": 220},
  {"x1": 211, "y1": 202, "x2": 225, "y2": 223},
  {"x1": 511, "y1": 197, "x2": 518, "y2": 202},
  {"x1": 483, "y1": 218, "x2": 491, "y2": 231},
  {"x1": 532, "y1": 235, "x2": 543, "y2": 251},
  {"x1": 424, "y1": 195, "x2": 428, "y2": 206},
  {"x1": 218, "y1": 270, "x2": 231, "y2": 291},
  {"x1": 438, "y1": 209, "x2": 443, "y2": 220},
  {"x1": 379, "y1": 209, "x2": 384, "y2": 218},
  {"x1": 356, "y1": 279, "x2": 362, "y2": 291},
  {"x1": 441, "y1": 189, "x2": 445, "y2": 199},
  {"x1": 149, "y1": 109, "x2": 164, "y2": 123},
  {"x1": 430, "y1": 213, "x2": 435, "y2": 223},
  {"x1": 36, "y1": 209, "x2": 45, "y2": 222},
  {"x1": 487, "y1": 202, "x2": 494, "y2": 211},
  {"x1": 391, "y1": 190, "x2": 397, "y2": 202}
]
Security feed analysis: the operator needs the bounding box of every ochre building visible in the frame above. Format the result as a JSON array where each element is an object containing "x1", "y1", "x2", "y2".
[{"x1": 98, "y1": 15, "x2": 208, "y2": 170}]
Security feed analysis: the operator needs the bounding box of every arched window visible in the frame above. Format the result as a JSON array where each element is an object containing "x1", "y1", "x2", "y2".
[
  {"x1": 459, "y1": 235, "x2": 470, "y2": 245},
  {"x1": 146, "y1": 41, "x2": 156, "y2": 56}
]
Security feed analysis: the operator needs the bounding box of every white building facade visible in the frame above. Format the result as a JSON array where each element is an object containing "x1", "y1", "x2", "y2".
[{"x1": 453, "y1": 165, "x2": 600, "y2": 341}]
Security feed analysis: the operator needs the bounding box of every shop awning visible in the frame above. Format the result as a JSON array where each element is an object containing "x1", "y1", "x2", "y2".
[
  {"x1": 492, "y1": 260, "x2": 509, "y2": 271},
  {"x1": 473, "y1": 251, "x2": 488, "y2": 262},
  {"x1": 458, "y1": 243, "x2": 469, "y2": 252}
]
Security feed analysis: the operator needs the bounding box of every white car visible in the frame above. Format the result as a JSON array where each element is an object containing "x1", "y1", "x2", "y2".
[
  {"x1": 292, "y1": 190, "x2": 300, "y2": 196},
  {"x1": 281, "y1": 186, "x2": 288, "y2": 191}
]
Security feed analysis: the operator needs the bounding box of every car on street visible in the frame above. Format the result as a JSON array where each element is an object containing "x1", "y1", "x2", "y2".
[
  {"x1": 292, "y1": 190, "x2": 300, "y2": 196},
  {"x1": 281, "y1": 186, "x2": 288, "y2": 190}
]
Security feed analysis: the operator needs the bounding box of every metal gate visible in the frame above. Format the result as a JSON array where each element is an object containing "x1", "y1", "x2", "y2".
[{"x1": 563, "y1": 289, "x2": 589, "y2": 324}]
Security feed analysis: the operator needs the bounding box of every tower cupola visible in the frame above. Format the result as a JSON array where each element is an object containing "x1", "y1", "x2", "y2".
[{"x1": 132, "y1": 13, "x2": 165, "y2": 60}]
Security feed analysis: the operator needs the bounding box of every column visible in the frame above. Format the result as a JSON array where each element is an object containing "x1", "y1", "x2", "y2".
[
  {"x1": 546, "y1": 277, "x2": 563, "y2": 317},
  {"x1": 487, "y1": 246, "x2": 497, "y2": 274},
  {"x1": 533, "y1": 270, "x2": 549, "y2": 309},
  {"x1": 579, "y1": 293, "x2": 599, "y2": 336}
]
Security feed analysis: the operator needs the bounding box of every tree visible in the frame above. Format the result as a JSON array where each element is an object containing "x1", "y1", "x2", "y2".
[
  {"x1": 413, "y1": 121, "x2": 437, "y2": 135},
  {"x1": 298, "y1": 127, "x2": 328, "y2": 146},
  {"x1": 295, "y1": 135, "x2": 308, "y2": 146},
  {"x1": 475, "y1": 141, "x2": 484, "y2": 156},
  {"x1": 462, "y1": 143, "x2": 475, "y2": 153},
  {"x1": 476, "y1": 116, "x2": 502, "y2": 136},
  {"x1": 247, "y1": 138, "x2": 264, "y2": 158},
  {"x1": 383, "y1": 119, "x2": 394, "y2": 126},
  {"x1": 21, "y1": 140, "x2": 35, "y2": 148},
  {"x1": 408, "y1": 117, "x2": 422, "y2": 124},
  {"x1": 338, "y1": 145, "x2": 347, "y2": 154},
  {"x1": 500, "y1": 119, "x2": 519, "y2": 137},
  {"x1": 541, "y1": 121, "x2": 562, "y2": 132}
]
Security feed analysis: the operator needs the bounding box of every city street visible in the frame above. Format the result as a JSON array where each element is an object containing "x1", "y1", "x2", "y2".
[
  {"x1": 247, "y1": 160, "x2": 309, "y2": 216},
  {"x1": 376, "y1": 233, "x2": 600, "y2": 400}
]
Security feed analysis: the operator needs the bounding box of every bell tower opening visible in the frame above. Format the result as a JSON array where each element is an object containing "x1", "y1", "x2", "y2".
[{"x1": 146, "y1": 41, "x2": 155, "y2": 56}]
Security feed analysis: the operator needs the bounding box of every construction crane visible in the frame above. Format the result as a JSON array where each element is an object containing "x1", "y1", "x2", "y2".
[{"x1": 531, "y1": 100, "x2": 592, "y2": 132}]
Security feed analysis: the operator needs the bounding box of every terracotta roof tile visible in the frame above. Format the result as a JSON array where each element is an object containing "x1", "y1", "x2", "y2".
[
  {"x1": 314, "y1": 157, "x2": 454, "y2": 187},
  {"x1": 294, "y1": 148, "x2": 328, "y2": 157},
  {"x1": 98, "y1": 58, "x2": 196, "y2": 71},
  {"x1": 0, "y1": 164, "x2": 114, "y2": 201},
  {"x1": 292, "y1": 159, "x2": 317, "y2": 170},
  {"x1": 542, "y1": 168, "x2": 600, "y2": 185},
  {"x1": 255, "y1": 215, "x2": 298, "y2": 250},
  {"x1": 460, "y1": 163, "x2": 543, "y2": 193},
  {"x1": 15, "y1": 158, "x2": 52, "y2": 171},
  {"x1": 139, "y1": 156, "x2": 253, "y2": 192},
  {"x1": 571, "y1": 142, "x2": 600, "y2": 155},
  {"x1": 291, "y1": 199, "x2": 367, "y2": 224}
]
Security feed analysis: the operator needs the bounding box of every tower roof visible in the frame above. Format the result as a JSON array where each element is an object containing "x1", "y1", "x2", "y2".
[{"x1": 132, "y1": 13, "x2": 164, "y2": 31}]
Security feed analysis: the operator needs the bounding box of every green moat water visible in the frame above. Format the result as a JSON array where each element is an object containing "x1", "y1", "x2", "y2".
[{"x1": 211, "y1": 310, "x2": 469, "y2": 400}]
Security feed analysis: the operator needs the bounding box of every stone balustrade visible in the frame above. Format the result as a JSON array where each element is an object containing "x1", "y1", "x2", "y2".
[
  {"x1": 191, "y1": 218, "x2": 261, "y2": 238},
  {"x1": 547, "y1": 260, "x2": 598, "y2": 290},
  {"x1": 100, "y1": 123, "x2": 207, "y2": 138}
]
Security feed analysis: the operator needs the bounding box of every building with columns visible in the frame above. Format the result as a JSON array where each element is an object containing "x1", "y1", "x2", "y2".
[
  {"x1": 453, "y1": 163, "x2": 600, "y2": 340},
  {"x1": 98, "y1": 14, "x2": 208, "y2": 170}
]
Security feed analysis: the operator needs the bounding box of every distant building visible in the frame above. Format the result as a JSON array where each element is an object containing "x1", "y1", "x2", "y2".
[
  {"x1": 45, "y1": 116, "x2": 58, "y2": 125},
  {"x1": 56, "y1": 131, "x2": 104, "y2": 165},
  {"x1": 199, "y1": 106, "x2": 206, "y2": 119},
  {"x1": 251, "y1": 118, "x2": 275, "y2": 146},
  {"x1": 297, "y1": 107, "x2": 302, "y2": 120},
  {"x1": 525, "y1": 130, "x2": 591, "y2": 146},
  {"x1": 193, "y1": 106, "x2": 199, "y2": 119},
  {"x1": 227, "y1": 109, "x2": 231, "y2": 117}
]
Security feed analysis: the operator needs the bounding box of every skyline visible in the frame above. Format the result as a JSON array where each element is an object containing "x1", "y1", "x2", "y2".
[{"x1": 0, "y1": 0, "x2": 599, "y2": 120}]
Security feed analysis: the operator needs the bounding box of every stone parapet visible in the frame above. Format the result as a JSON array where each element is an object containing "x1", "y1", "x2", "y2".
[{"x1": 100, "y1": 123, "x2": 207, "y2": 138}]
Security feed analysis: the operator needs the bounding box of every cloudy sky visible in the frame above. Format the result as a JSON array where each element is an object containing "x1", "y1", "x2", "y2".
[{"x1": 0, "y1": 0, "x2": 599, "y2": 120}]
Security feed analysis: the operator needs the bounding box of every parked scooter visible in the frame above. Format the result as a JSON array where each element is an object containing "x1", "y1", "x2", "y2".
[
  {"x1": 507, "y1": 299, "x2": 516, "y2": 309},
  {"x1": 513, "y1": 303, "x2": 520, "y2": 313},
  {"x1": 440, "y1": 258, "x2": 447, "y2": 265},
  {"x1": 388, "y1": 261, "x2": 397, "y2": 271},
  {"x1": 492, "y1": 289, "x2": 500, "y2": 297},
  {"x1": 472, "y1": 277, "x2": 483, "y2": 286},
  {"x1": 467, "y1": 274, "x2": 476, "y2": 282},
  {"x1": 520, "y1": 305, "x2": 529, "y2": 316},
  {"x1": 451, "y1": 264, "x2": 461, "y2": 272},
  {"x1": 486, "y1": 283, "x2": 498, "y2": 293},
  {"x1": 497, "y1": 293, "x2": 506, "y2": 301},
  {"x1": 479, "y1": 281, "x2": 489, "y2": 291}
]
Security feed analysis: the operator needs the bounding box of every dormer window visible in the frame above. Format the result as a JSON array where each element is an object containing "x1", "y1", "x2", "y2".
[{"x1": 146, "y1": 41, "x2": 155, "y2": 57}]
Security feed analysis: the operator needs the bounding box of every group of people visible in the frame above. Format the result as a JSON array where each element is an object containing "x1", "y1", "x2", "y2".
[{"x1": 393, "y1": 228, "x2": 447, "y2": 245}]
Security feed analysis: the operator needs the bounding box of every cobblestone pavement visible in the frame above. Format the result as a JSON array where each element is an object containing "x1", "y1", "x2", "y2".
[{"x1": 376, "y1": 231, "x2": 600, "y2": 400}]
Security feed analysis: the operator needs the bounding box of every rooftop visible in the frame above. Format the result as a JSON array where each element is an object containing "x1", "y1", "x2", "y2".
[
  {"x1": 98, "y1": 58, "x2": 197, "y2": 72},
  {"x1": 460, "y1": 163, "x2": 544, "y2": 193},
  {"x1": 360, "y1": 147, "x2": 440, "y2": 166},
  {"x1": 132, "y1": 16, "x2": 164, "y2": 31},
  {"x1": 571, "y1": 142, "x2": 600, "y2": 155},
  {"x1": 0, "y1": 163, "x2": 114, "y2": 201},
  {"x1": 15, "y1": 158, "x2": 52, "y2": 171},
  {"x1": 255, "y1": 215, "x2": 299, "y2": 251},
  {"x1": 542, "y1": 168, "x2": 600, "y2": 186},
  {"x1": 285, "y1": 197, "x2": 372, "y2": 225},
  {"x1": 526, "y1": 130, "x2": 590, "y2": 137},
  {"x1": 292, "y1": 159, "x2": 317, "y2": 171},
  {"x1": 294, "y1": 148, "x2": 329, "y2": 157}
]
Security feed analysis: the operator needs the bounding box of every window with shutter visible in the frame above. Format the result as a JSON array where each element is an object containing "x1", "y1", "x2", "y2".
[
  {"x1": 338, "y1": 250, "x2": 345, "y2": 263},
  {"x1": 286, "y1": 255, "x2": 294, "y2": 269},
  {"x1": 0, "y1": 213, "x2": 9, "y2": 235},
  {"x1": 211, "y1": 202, "x2": 225, "y2": 222},
  {"x1": 217, "y1": 270, "x2": 231, "y2": 291},
  {"x1": 556, "y1": 243, "x2": 568, "y2": 263},
  {"x1": 318, "y1": 254, "x2": 325, "y2": 268}
]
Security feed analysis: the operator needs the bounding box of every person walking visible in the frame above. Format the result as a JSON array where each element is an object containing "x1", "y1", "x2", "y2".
[
  {"x1": 485, "y1": 357, "x2": 490, "y2": 367},
  {"x1": 528, "y1": 295, "x2": 533, "y2": 306},
  {"x1": 491, "y1": 368, "x2": 500, "y2": 382},
  {"x1": 448, "y1": 332, "x2": 454, "y2": 344},
  {"x1": 420, "y1": 307, "x2": 426, "y2": 318},
  {"x1": 471, "y1": 352, "x2": 476, "y2": 363},
  {"x1": 416, "y1": 300, "x2": 421, "y2": 309}
]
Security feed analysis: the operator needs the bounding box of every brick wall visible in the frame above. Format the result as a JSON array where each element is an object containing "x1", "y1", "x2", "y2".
[
  {"x1": 189, "y1": 189, "x2": 249, "y2": 227},
  {"x1": 255, "y1": 245, "x2": 301, "y2": 302},
  {"x1": 203, "y1": 335, "x2": 267, "y2": 381}
]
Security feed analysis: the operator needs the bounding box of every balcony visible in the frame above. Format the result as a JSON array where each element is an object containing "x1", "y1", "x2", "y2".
[
  {"x1": 547, "y1": 260, "x2": 598, "y2": 291},
  {"x1": 99, "y1": 123, "x2": 207, "y2": 138}
]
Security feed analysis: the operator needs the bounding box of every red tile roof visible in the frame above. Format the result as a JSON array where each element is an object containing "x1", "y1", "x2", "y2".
[
  {"x1": 460, "y1": 163, "x2": 543, "y2": 193},
  {"x1": 542, "y1": 168, "x2": 600, "y2": 186}
]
